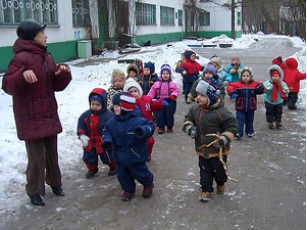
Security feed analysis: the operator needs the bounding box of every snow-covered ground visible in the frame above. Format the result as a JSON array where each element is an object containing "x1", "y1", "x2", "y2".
[{"x1": 0, "y1": 33, "x2": 305, "y2": 214}]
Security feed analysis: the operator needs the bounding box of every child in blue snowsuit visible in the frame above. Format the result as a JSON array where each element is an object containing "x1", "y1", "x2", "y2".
[
  {"x1": 103, "y1": 92, "x2": 155, "y2": 201},
  {"x1": 77, "y1": 88, "x2": 116, "y2": 179}
]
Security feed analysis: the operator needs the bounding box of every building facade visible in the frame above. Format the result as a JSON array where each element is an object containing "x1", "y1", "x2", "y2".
[{"x1": 0, "y1": 0, "x2": 241, "y2": 72}]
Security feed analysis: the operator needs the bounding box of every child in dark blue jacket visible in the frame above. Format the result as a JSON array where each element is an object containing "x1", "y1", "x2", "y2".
[
  {"x1": 77, "y1": 88, "x2": 116, "y2": 179},
  {"x1": 103, "y1": 92, "x2": 155, "y2": 201}
]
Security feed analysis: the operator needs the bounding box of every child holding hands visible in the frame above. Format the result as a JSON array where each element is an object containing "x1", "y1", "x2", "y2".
[
  {"x1": 227, "y1": 67, "x2": 265, "y2": 139},
  {"x1": 263, "y1": 65, "x2": 289, "y2": 129},
  {"x1": 182, "y1": 81, "x2": 237, "y2": 202},
  {"x1": 148, "y1": 64, "x2": 180, "y2": 134}
]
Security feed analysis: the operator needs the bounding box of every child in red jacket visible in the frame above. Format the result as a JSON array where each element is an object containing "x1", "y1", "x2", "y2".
[
  {"x1": 124, "y1": 79, "x2": 167, "y2": 161},
  {"x1": 283, "y1": 57, "x2": 306, "y2": 110},
  {"x1": 180, "y1": 50, "x2": 204, "y2": 104}
]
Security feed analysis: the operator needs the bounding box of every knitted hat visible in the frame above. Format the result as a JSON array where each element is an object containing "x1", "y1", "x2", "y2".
[
  {"x1": 270, "y1": 70, "x2": 280, "y2": 77},
  {"x1": 144, "y1": 62, "x2": 155, "y2": 74},
  {"x1": 90, "y1": 94, "x2": 103, "y2": 105},
  {"x1": 17, "y1": 19, "x2": 46, "y2": 40},
  {"x1": 203, "y1": 64, "x2": 216, "y2": 75},
  {"x1": 160, "y1": 64, "x2": 172, "y2": 77},
  {"x1": 196, "y1": 80, "x2": 220, "y2": 106},
  {"x1": 184, "y1": 50, "x2": 196, "y2": 60},
  {"x1": 210, "y1": 57, "x2": 222, "y2": 68},
  {"x1": 111, "y1": 69, "x2": 125, "y2": 84},
  {"x1": 123, "y1": 78, "x2": 143, "y2": 96},
  {"x1": 112, "y1": 92, "x2": 136, "y2": 111}
]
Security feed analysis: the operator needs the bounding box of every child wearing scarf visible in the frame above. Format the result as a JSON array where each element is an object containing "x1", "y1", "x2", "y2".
[{"x1": 263, "y1": 65, "x2": 289, "y2": 129}]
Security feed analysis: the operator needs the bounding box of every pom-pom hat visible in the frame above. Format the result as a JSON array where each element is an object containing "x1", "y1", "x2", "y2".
[
  {"x1": 112, "y1": 92, "x2": 136, "y2": 111},
  {"x1": 123, "y1": 78, "x2": 143, "y2": 96},
  {"x1": 196, "y1": 80, "x2": 220, "y2": 106}
]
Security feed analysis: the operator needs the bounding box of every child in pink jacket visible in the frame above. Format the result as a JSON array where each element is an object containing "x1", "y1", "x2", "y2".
[{"x1": 147, "y1": 64, "x2": 179, "y2": 134}]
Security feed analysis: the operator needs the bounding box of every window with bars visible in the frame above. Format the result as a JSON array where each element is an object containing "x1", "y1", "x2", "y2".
[
  {"x1": 160, "y1": 6, "x2": 174, "y2": 25},
  {"x1": 0, "y1": 0, "x2": 58, "y2": 25},
  {"x1": 178, "y1": 10, "x2": 182, "y2": 26},
  {"x1": 136, "y1": 2, "x2": 156, "y2": 25},
  {"x1": 199, "y1": 11, "x2": 210, "y2": 26},
  {"x1": 72, "y1": 0, "x2": 90, "y2": 27}
]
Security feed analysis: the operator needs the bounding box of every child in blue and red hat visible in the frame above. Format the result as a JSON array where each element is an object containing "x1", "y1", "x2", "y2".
[
  {"x1": 103, "y1": 92, "x2": 155, "y2": 201},
  {"x1": 77, "y1": 88, "x2": 116, "y2": 179}
]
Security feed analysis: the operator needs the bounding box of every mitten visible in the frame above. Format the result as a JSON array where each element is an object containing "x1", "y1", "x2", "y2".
[
  {"x1": 162, "y1": 100, "x2": 169, "y2": 107},
  {"x1": 213, "y1": 136, "x2": 228, "y2": 148},
  {"x1": 229, "y1": 68, "x2": 236, "y2": 74},
  {"x1": 230, "y1": 92, "x2": 238, "y2": 100},
  {"x1": 186, "y1": 125, "x2": 197, "y2": 139},
  {"x1": 169, "y1": 95, "x2": 177, "y2": 100},
  {"x1": 255, "y1": 84, "x2": 265, "y2": 93},
  {"x1": 80, "y1": 135, "x2": 89, "y2": 147}
]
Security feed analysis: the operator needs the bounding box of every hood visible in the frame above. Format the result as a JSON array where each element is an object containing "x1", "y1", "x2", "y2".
[
  {"x1": 88, "y1": 88, "x2": 108, "y2": 113},
  {"x1": 267, "y1": 65, "x2": 284, "y2": 81},
  {"x1": 285, "y1": 57, "x2": 298, "y2": 70}
]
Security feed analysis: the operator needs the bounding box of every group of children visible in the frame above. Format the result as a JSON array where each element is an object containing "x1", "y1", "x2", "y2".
[
  {"x1": 76, "y1": 51, "x2": 305, "y2": 203},
  {"x1": 77, "y1": 61, "x2": 179, "y2": 201},
  {"x1": 179, "y1": 52, "x2": 305, "y2": 202}
]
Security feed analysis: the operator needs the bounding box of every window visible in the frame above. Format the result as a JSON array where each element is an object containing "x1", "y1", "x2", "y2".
[
  {"x1": 178, "y1": 10, "x2": 182, "y2": 26},
  {"x1": 160, "y1": 6, "x2": 174, "y2": 25},
  {"x1": 136, "y1": 2, "x2": 156, "y2": 25},
  {"x1": 237, "y1": 11, "x2": 241, "y2": 25},
  {"x1": 72, "y1": 0, "x2": 90, "y2": 27},
  {"x1": 199, "y1": 11, "x2": 210, "y2": 26},
  {"x1": 0, "y1": 0, "x2": 58, "y2": 25}
]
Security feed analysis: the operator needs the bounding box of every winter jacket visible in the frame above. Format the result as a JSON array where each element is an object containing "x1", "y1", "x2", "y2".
[
  {"x1": 147, "y1": 77, "x2": 179, "y2": 99},
  {"x1": 182, "y1": 99, "x2": 237, "y2": 159},
  {"x1": 180, "y1": 58, "x2": 204, "y2": 83},
  {"x1": 227, "y1": 80, "x2": 264, "y2": 111},
  {"x1": 103, "y1": 110, "x2": 155, "y2": 165},
  {"x1": 107, "y1": 85, "x2": 123, "y2": 110},
  {"x1": 139, "y1": 73, "x2": 158, "y2": 95},
  {"x1": 2, "y1": 39, "x2": 71, "y2": 140},
  {"x1": 77, "y1": 88, "x2": 114, "y2": 154},
  {"x1": 216, "y1": 67, "x2": 232, "y2": 95},
  {"x1": 263, "y1": 65, "x2": 289, "y2": 105},
  {"x1": 225, "y1": 63, "x2": 244, "y2": 82},
  {"x1": 283, "y1": 57, "x2": 306, "y2": 93},
  {"x1": 136, "y1": 95, "x2": 164, "y2": 121}
]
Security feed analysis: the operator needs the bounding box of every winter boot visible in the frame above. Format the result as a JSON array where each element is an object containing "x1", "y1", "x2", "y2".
[
  {"x1": 157, "y1": 127, "x2": 165, "y2": 134},
  {"x1": 143, "y1": 183, "x2": 154, "y2": 198},
  {"x1": 275, "y1": 121, "x2": 282, "y2": 128},
  {"x1": 247, "y1": 133, "x2": 254, "y2": 138},
  {"x1": 86, "y1": 168, "x2": 98, "y2": 179},
  {"x1": 121, "y1": 191, "x2": 135, "y2": 201},
  {"x1": 199, "y1": 191, "x2": 211, "y2": 202},
  {"x1": 235, "y1": 133, "x2": 242, "y2": 140},
  {"x1": 108, "y1": 168, "x2": 116, "y2": 176},
  {"x1": 268, "y1": 122, "x2": 274, "y2": 129},
  {"x1": 51, "y1": 186, "x2": 65, "y2": 196},
  {"x1": 216, "y1": 185, "x2": 225, "y2": 194},
  {"x1": 28, "y1": 194, "x2": 45, "y2": 206},
  {"x1": 167, "y1": 128, "x2": 173, "y2": 133}
]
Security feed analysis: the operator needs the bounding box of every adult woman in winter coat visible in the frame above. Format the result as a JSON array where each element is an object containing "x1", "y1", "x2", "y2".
[{"x1": 2, "y1": 19, "x2": 72, "y2": 206}]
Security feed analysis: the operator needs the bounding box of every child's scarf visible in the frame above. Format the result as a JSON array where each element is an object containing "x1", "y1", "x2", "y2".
[{"x1": 271, "y1": 81, "x2": 286, "y2": 102}]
